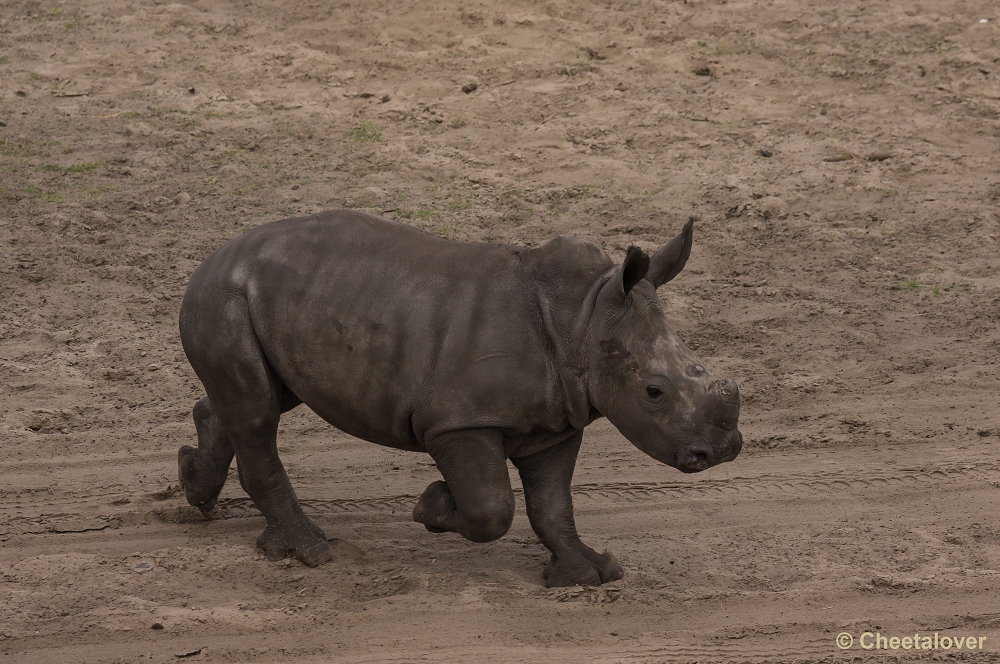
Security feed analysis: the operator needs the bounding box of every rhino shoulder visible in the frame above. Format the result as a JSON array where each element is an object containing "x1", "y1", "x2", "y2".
[{"x1": 524, "y1": 235, "x2": 614, "y2": 281}]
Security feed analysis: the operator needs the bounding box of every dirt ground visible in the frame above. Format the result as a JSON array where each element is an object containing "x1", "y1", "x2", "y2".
[{"x1": 2, "y1": 0, "x2": 1000, "y2": 661}]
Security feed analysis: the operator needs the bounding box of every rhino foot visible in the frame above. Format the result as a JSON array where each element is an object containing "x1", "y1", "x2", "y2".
[
  {"x1": 178, "y1": 445, "x2": 226, "y2": 516},
  {"x1": 412, "y1": 477, "x2": 514, "y2": 542},
  {"x1": 412, "y1": 480, "x2": 455, "y2": 533},
  {"x1": 256, "y1": 522, "x2": 332, "y2": 567},
  {"x1": 543, "y1": 549, "x2": 624, "y2": 588}
]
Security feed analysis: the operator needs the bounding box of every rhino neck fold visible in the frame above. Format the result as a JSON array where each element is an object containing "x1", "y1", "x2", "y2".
[
  {"x1": 521, "y1": 237, "x2": 617, "y2": 431},
  {"x1": 532, "y1": 273, "x2": 611, "y2": 431}
]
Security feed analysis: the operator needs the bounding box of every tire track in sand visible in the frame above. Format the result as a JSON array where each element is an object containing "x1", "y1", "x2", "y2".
[{"x1": 2, "y1": 460, "x2": 998, "y2": 536}]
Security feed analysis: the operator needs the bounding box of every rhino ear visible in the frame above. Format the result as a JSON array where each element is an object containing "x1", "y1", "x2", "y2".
[
  {"x1": 597, "y1": 246, "x2": 650, "y2": 309},
  {"x1": 648, "y1": 217, "x2": 694, "y2": 288}
]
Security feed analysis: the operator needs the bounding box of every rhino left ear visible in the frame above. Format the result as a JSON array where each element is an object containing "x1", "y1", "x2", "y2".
[
  {"x1": 648, "y1": 217, "x2": 694, "y2": 288},
  {"x1": 597, "y1": 246, "x2": 650, "y2": 309}
]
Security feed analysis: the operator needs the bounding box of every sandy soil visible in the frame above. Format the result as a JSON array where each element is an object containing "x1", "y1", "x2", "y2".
[{"x1": 2, "y1": 0, "x2": 1000, "y2": 661}]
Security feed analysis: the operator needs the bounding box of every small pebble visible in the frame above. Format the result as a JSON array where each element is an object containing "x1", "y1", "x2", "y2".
[
  {"x1": 462, "y1": 83, "x2": 478, "y2": 94},
  {"x1": 151, "y1": 623, "x2": 164, "y2": 630},
  {"x1": 758, "y1": 148, "x2": 772, "y2": 158}
]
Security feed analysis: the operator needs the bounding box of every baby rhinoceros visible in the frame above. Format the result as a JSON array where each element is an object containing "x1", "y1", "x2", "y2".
[{"x1": 177, "y1": 209, "x2": 742, "y2": 587}]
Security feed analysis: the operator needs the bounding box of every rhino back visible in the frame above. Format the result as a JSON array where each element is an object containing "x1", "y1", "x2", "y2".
[{"x1": 186, "y1": 210, "x2": 567, "y2": 450}]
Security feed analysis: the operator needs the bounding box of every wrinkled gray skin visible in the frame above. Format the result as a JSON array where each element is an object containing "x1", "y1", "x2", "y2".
[{"x1": 177, "y1": 209, "x2": 742, "y2": 587}]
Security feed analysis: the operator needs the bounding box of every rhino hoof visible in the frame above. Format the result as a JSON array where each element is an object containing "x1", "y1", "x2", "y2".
[
  {"x1": 178, "y1": 445, "x2": 222, "y2": 516},
  {"x1": 412, "y1": 480, "x2": 456, "y2": 533},
  {"x1": 543, "y1": 550, "x2": 624, "y2": 587},
  {"x1": 256, "y1": 524, "x2": 332, "y2": 567}
]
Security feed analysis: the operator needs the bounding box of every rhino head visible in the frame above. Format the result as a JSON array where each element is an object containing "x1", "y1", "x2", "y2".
[{"x1": 585, "y1": 219, "x2": 742, "y2": 473}]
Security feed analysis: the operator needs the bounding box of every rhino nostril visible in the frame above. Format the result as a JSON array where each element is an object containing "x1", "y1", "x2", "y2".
[{"x1": 679, "y1": 445, "x2": 713, "y2": 472}]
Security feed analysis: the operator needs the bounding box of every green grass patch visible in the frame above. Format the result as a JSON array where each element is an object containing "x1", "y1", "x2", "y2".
[
  {"x1": 1, "y1": 139, "x2": 29, "y2": 157},
  {"x1": 25, "y1": 186, "x2": 62, "y2": 202},
  {"x1": 349, "y1": 121, "x2": 382, "y2": 143},
  {"x1": 65, "y1": 161, "x2": 99, "y2": 173},
  {"x1": 891, "y1": 280, "x2": 921, "y2": 291},
  {"x1": 432, "y1": 223, "x2": 460, "y2": 236},
  {"x1": 449, "y1": 194, "x2": 475, "y2": 210}
]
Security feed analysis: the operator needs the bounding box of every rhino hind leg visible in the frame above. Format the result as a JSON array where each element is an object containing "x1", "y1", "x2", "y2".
[
  {"x1": 178, "y1": 397, "x2": 235, "y2": 515},
  {"x1": 512, "y1": 432, "x2": 624, "y2": 587},
  {"x1": 180, "y1": 295, "x2": 330, "y2": 567},
  {"x1": 179, "y1": 388, "x2": 302, "y2": 515}
]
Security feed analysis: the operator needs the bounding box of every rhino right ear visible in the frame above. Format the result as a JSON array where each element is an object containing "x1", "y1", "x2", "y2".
[
  {"x1": 597, "y1": 246, "x2": 650, "y2": 309},
  {"x1": 648, "y1": 217, "x2": 694, "y2": 288}
]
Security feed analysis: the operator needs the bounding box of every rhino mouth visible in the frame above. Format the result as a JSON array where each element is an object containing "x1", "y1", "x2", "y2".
[{"x1": 674, "y1": 429, "x2": 743, "y2": 473}]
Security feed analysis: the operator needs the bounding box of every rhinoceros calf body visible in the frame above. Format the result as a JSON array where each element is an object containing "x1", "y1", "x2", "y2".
[{"x1": 178, "y1": 209, "x2": 742, "y2": 586}]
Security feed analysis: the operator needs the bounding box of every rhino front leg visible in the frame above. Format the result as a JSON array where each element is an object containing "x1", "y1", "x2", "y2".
[
  {"x1": 512, "y1": 431, "x2": 624, "y2": 587},
  {"x1": 413, "y1": 429, "x2": 515, "y2": 543}
]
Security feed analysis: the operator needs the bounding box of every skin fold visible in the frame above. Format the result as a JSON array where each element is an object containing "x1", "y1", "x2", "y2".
[{"x1": 177, "y1": 209, "x2": 742, "y2": 586}]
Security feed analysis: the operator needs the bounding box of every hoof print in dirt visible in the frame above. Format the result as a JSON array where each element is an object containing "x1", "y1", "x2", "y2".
[{"x1": 177, "y1": 209, "x2": 742, "y2": 579}]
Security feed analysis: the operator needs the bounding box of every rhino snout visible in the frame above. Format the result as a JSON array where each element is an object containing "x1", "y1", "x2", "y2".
[
  {"x1": 710, "y1": 378, "x2": 740, "y2": 407},
  {"x1": 699, "y1": 377, "x2": 741, "y2": 430},
  {"x1": 721, "y1": 430, "x2": 743, "y2": 462},
  {"x1": 677, "y1": 443, "x2": 714, "y2": 473},
  {"x1": 676, "y1": 429, "x2": 742, "y2": 472}
]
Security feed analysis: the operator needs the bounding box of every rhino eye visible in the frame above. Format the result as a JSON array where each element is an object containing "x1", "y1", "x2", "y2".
[{"x1": 646, "y1": 386, "x2": 664, "y2": 399}]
